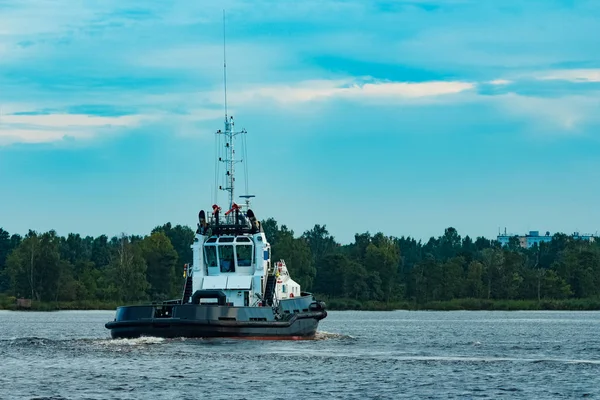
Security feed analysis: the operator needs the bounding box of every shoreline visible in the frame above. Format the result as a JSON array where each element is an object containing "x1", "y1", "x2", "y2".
[
  {"x1": 322, "y1": 297, "x2": 600, "y2": 311},
  {"x1": 2, "y1": 296, "x2": 600, "y2": 312}
]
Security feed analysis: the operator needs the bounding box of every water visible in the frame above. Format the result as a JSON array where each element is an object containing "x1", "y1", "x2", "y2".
[{"x1": 1, "y1": 310, "x2": 599, "y2": 399}]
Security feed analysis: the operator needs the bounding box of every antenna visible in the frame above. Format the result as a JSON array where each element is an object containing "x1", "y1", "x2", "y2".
[
  {"x1": 218, "y1": 11, "x2": 238, "y2": 216},
  {"x1": 223, "y1": 9, "x2": 228, "y2": 120},
  {"x1": 216, "y1": 11, "x2": 254, "y2": 217}
]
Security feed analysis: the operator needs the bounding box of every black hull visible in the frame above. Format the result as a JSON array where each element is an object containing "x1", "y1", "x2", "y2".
[
  {"x1": 106, "y1": 313, "x2": 324, "y2": 339},
  {"x1": 105, "y1": 295, "x2": 327, "y2": 340}
]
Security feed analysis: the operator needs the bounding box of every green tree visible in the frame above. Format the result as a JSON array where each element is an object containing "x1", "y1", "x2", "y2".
[
  {"x1": 60, "y1": 233, "x2": 93, "y2": 265},
  {"x1": 6, "y1": 230, "x2": 63, "y2": 301},
  {"x1": 364, "y1": 234, "x2": 400, "y2": 301},
  {"x1": 0, "y1": 228, "x2": 11, "y2": 270},
  {"x1": 441, "y1": 256, "x2": 465, "y2": 300},
  {"x1": 439, "y1": 227, "x2": 461, "y2": 261},
  {"x1": 350, "y1": 232, "x2": 372, "y2": 262},
  {"x1": 271, "y1": 225, "x2": 315, "y2": 290},
  {"x1": 302, "y1": 224, "x2": 338, "y2": 275},
  {"x1": 474, "y1": 237, "x2": 492, "y2": 251},
  {"x1": 497, "y1": 251, "x2": 524, "y2": 299},
  {"x1": 142, "y1": 231, "x2": 178, "y2": 300},
  {"x1": 261, "y1": 218, "x2": 280, "y2": 246},
  {"x1": 541, "y1": 270, "x2": 572, "y2": 299},
  {"x1": 481, "y1": 248, "x2": 504, "y2": 299},
  {"x1": 59, "y1": 233, "x2": 98, "y2": 300},
  {"x1": 555, "y1": 244, "x2": 600, "y2": 298},
  {"x1": 346, "y1": 261, "x2": 370, "y2": 300},
  {"x1": 152, "y1": 223, "x2": 195, "y2": 267},
  {"x1": 102, "y1": 234, "x2": 149, "y2": 302},
  {"x1": 313, "y1": 253, "x2": 352, "y2": 297},
  {"x1": 0, "y1": 228, "x2": 20, "y2": 292},
  {"x1": 411, "y1": 256, "x2": 441, "y2": 303},
  {"x1": 92, "y1": 235, "x2": 111, "y2": 269},
  {"x1": 464, "y1": 260, "x2": 485, "y2": 298}
]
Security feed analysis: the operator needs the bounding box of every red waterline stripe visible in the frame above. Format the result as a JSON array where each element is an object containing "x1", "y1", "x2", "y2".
[{"x1": 226, "y1": 336, "x2": 315, "y2": 341}]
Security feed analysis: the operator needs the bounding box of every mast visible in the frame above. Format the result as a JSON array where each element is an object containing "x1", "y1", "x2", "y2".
[
  {"x1": 219, "y1": 113, "x2": 247, "y2": 215},
  {"x1": 218, "y1": 10, "x2": 250, "y2": 219},
  {"x1": 223, "y1": 9, "x2": 228, "y2": 120}
]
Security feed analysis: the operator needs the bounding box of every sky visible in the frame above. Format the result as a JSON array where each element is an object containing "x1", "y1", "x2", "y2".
[{"x1": 0, "y1": 0, "x2": 599, "y2": 244}]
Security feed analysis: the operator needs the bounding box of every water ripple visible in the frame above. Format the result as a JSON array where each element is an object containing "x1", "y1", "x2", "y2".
[{"x1": 2, "y1": 310, "x2": 600, "y2": 399}]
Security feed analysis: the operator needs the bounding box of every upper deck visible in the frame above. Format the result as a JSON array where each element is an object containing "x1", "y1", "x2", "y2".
[{"x1": 196, "y1": 205, "x2": 260, "y2": 237}]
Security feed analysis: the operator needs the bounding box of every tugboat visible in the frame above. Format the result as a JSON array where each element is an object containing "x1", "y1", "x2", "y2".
[{"x1": 105, "y1": 114, "x2": 327, "y2": 340}]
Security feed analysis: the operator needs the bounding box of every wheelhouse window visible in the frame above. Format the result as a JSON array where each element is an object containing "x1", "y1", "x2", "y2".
[
  {"x1": 236, "y1": 245, "x2": 253, "y2": 267},
  {"x1": 205, "y1": 245, "x2": 218, "y2": 268},
  {"x1": 218, "y1": 245, "x2": 235, "y2": 273}
]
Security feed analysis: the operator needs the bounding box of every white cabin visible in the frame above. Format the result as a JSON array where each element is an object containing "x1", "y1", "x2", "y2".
[
  {"x1": 273, "y1": 260, "x2": 301, "y2": 300},
  {"x1": 189, "y1": 230, "x2": 266, "y2": 306},
  {"x1": 186, "y1": 219, "x2": 299, "y2": 307}
]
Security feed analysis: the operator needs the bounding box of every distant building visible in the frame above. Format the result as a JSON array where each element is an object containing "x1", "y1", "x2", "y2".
[
  {"x1": 497, "y1": 230, "x2": 596, "y2": 249},
  {"x1": 16, "y1": 298, "x2": 32, "y2": 309}
]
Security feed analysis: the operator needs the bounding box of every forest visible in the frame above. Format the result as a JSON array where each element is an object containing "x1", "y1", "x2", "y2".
[{"x1": 1, "y1": 219, "x2": 599, "y2": 310}]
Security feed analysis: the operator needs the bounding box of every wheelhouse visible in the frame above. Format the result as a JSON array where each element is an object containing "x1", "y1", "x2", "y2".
[{"x1": 204, "y1": 236, "x2": 256, "y2": 275}]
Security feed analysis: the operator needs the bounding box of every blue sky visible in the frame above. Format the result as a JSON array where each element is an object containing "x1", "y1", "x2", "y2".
[{"x1": 1, "y1": 0, "x2": 599, "y2": 244}]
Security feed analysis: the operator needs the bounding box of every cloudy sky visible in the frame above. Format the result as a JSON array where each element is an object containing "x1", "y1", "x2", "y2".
[{"x1": 1, "y1": 0, "x2": 599, "y2": 243}]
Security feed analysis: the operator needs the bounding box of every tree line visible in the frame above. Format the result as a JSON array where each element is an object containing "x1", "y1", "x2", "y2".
[
  {"x1": 265, "y1": 221, "x2": 599, "y2": 304},
  {"x1": 0, "y1": 223, "x2": 191, "y2": 303},
  {"x1": 1, "y1": 220, "x2": 599, "y2": 306}
]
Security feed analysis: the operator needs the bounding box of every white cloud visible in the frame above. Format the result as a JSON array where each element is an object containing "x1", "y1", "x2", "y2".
[
  {"x1": 488, "y1": 79, "x2": 511, "y2": 85},
  {"x1": 0, "y1": 113, "x2": 143, "y2": 145},
  {"x1": 3, "y1": 114, "x2": 142, "y2": 128},
  {"x1": 0, "y1": 128, "x2": 95, "y2": 145},
  {"x1": 536, "y1": 69, "x2": 600, "y2": 83},
  {"x1": 0, "y1": 77, "x2": 476, "y2": 145},
  {"x1": 227, "y1": 78, "x2": 475, "y2": 105},
  {"x1": 1, "y1": 0, "x2": 598, "y2": 145}
]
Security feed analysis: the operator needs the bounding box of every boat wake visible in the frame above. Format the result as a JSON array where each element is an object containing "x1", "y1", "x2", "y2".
[
  {"x1": 382, "y1": 355, "x2": 600, "y2": 365},
  {"x1": 3, "y1": 337, "x2": 56, "y2": 347},
  {"x1": 2, "y1": 336, "x2": 166, "y2": 350},
  {"x1": 314, "y1": 331, "x2": 356, "y2": 341},
  {"x1": 2, "y1": 332, "x2": 345, "y2": 349},
  {"x1": 98, "y1": 336, "x2": 166, "y2": 347}
]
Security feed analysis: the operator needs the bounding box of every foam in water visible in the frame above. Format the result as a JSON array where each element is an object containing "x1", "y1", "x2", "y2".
[
  {"x1": 98, "y1": 336, "x2": 166, "y2": 347},
  {"x1": 314, "y1": 331, "x2": 356, "y2": 340}
]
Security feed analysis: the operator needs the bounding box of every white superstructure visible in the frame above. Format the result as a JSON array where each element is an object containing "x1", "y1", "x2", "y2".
[
  {"x1": 182, "y1": 17, "x2": 302, "y2": 308},
  {"x1": 184, "y1": 111, "x2": 298, "y2": 308},
  {"x1": 189, "y1": 229, "x2": 270, "y2": 307}
]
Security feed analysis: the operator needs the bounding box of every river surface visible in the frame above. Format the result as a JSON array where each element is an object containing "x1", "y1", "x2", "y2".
[{"x1": 1, "y1": 310, "x2": 599, "y2": 399}]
